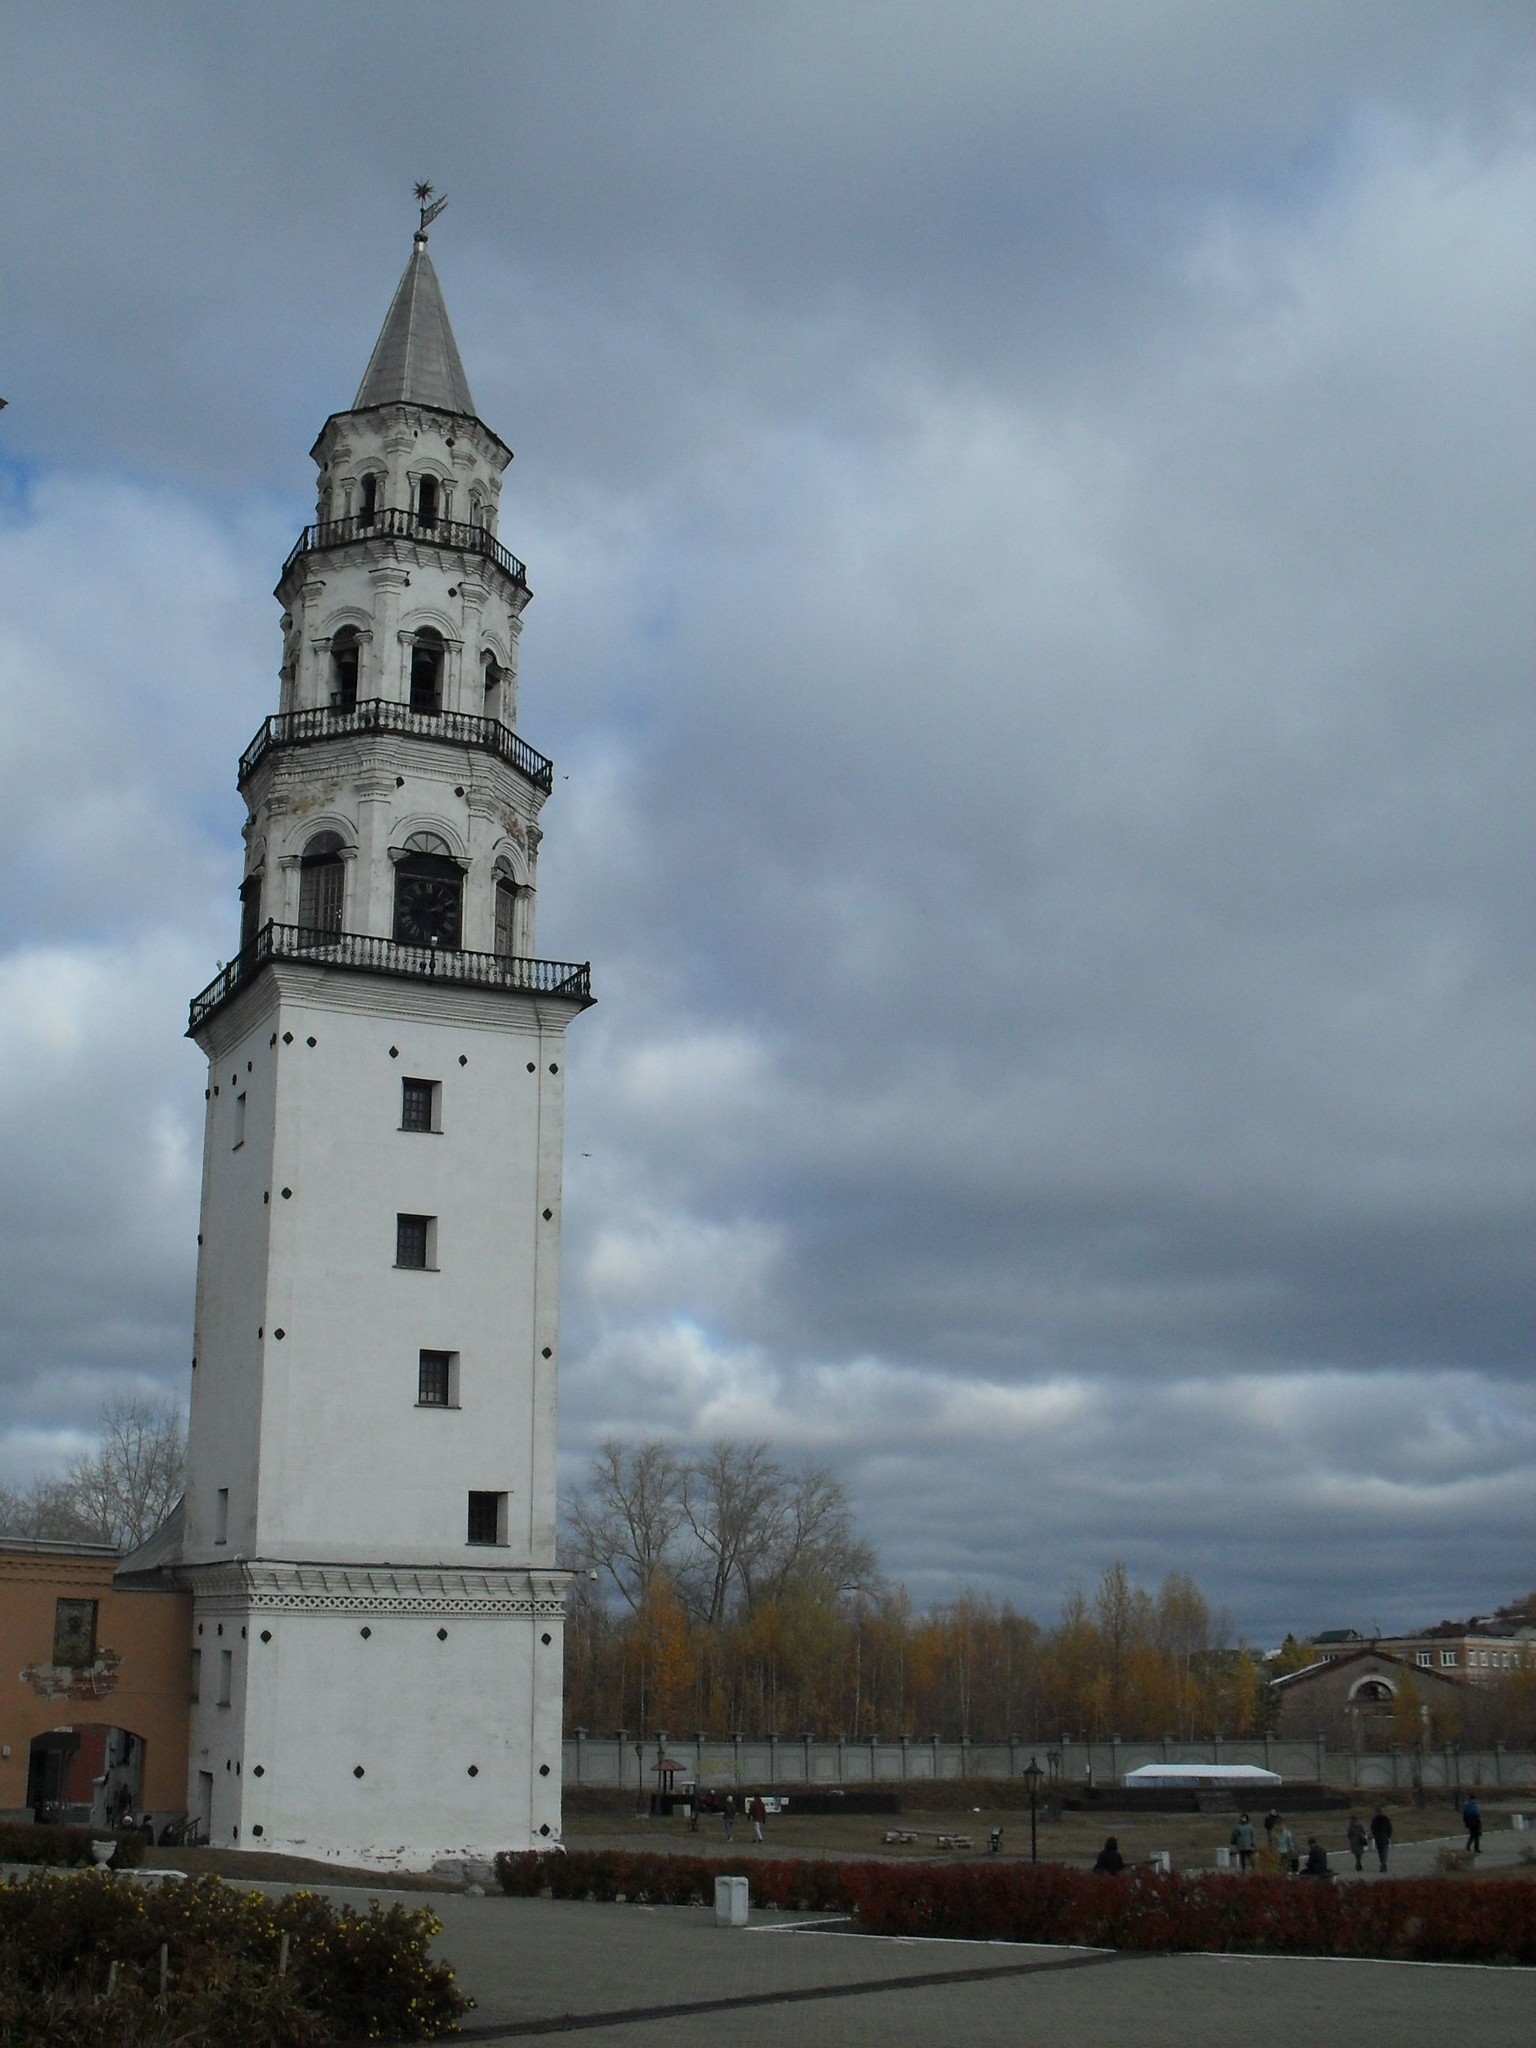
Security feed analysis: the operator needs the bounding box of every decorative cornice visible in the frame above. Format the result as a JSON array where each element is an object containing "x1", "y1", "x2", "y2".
[{"x1": 179, "y1": 1557, "x2": 572, "y2": 1619}]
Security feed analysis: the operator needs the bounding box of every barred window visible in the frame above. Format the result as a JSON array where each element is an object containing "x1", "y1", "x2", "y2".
[
  {"x1": 53, "y1": 1599, "x2": 97, "y2": 1667},
  {"x1": 395, "y1": 1213, "x2": 434, "y2": 1269},
  {"x1": 418, "y1": 1350, "x2": 455, "y2": 1406},
  {"x1": 401, "y1": 1078, "x2": 438, "y2": 1132},
  {"x1": 467, "y1": 1491, "x2": 506, "y2": 1546}
]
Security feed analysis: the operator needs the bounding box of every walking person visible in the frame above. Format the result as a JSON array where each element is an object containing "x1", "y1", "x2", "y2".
[
  {"x1": 1231, "y1": 1813, "x2": 1256, "y2": 1871},
  {"x1": 749, "y1": 1794, "x2": 767, "y2": 1844},
  {"x1": 1346, "y1": 1814, "x2": 1368, "y2": 1871},
  {"x1": 1263, "y1": 1807, "x2": 1281, "y2": 1849},
  {"x1": 1463, "y1": 1796, "x2": 1482, "y2": 1855},
  {"x1": 1272, "y1": 1820, "x2": 1297, "y2": 1875},
  {"x1": 1369, "y1": 1807, "x2": 1393, "y2": 1873},
  {"x1": 722, "y1": 1792, "x2": 736, "y2": 1843}
]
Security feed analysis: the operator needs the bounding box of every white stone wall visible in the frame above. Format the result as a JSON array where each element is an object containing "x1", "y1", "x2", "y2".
[{"x1": 189, "y1": 1569, "x2": 565, "y2": 1864}]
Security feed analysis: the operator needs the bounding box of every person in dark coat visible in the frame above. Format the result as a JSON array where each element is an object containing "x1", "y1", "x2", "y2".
[
  {"x1": 1463, "y1": 1796, "x2": 1482, "y2": 1855},
  {"x1": 1263, "y1": 1807, "x2": 1281, "y2": 1847},
  {"x1": 1299, "y1": 1837, "x2": 1331, "y2": 1879},
  {"x1": 1092, "y1": 1837, "x2": 1125, "y2": 1874},
  {"x1": 1369, "y1": 1808, "x2": 1393, "y2": 1872},
  {"x1": 1346, "y1": 1814, "x2": 1368, "y2": 1870}
]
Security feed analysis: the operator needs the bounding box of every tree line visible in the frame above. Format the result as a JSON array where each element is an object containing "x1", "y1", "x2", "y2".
[
  {"x1": 563, "y1": 1438, "x2": 1536, "y2": 1747},
  {"x1": 0, "y1": 1397, "x2": 185, "y2": 1551}
]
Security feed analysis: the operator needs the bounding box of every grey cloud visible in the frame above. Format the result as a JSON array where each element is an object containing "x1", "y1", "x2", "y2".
[{"x1": 1, "y1": 4, "x2": 1531, "y2": 1636}]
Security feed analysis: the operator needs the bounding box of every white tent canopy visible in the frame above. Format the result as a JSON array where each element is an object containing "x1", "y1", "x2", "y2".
[{"x1": 1123, "y1": 1763, "x2": 1282, "y2": 1789}]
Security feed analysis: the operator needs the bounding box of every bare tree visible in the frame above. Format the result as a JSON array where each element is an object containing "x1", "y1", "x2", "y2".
[
  {"x1": 64, "y1": 1396, "x2": 185, "y2": 1550},
  {"x1": 678, "y1": 1440, "x2": 788, "y2": 1628},
  {"x1": 564, "y1": 1439, "x2": 686, "y2": 1614},
  {"x1": 746, "y1": 1464, "x2": 878, "y2": 1611},
  {"x1": 0, "y1": 1474, "x2": 102, "y2": 1545}
]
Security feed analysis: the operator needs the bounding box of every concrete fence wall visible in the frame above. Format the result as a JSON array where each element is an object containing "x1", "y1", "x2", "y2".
[{"x1": 564, "y1": 1733, "x2": 1536, "y2": 1794}]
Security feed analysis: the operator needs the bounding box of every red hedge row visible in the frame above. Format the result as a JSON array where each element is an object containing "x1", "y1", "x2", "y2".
[
  {"x1": 496, "y1": 1852, "x2": 1536, "y2": 1966},
  {"x1": 494, "y1": 1849, "x2": 852, "y2": 1913},
  {"x1": 851, "y1": 1861, "x2": 1536, "y2": 1965}
]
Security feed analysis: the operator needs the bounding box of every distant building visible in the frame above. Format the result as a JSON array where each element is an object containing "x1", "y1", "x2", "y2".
[
  {"x1": 1373, "y1": 1627, "x2": 1534, "y2": 1685},
  {"x1": 0, "y1": 1537, "x2": 190, "y2": 1828},
  {"x1": 1269, "y1": 1646, "x2": 1464, "y2": 1748}
]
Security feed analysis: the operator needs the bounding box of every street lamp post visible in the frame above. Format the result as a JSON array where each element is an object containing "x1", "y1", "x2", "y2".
[{"x1": 1022, "y1": 1755, "x2": 1045, "y2": 1864}]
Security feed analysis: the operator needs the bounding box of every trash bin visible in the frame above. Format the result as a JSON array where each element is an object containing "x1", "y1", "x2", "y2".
[{"x1": 714, "y1": 1875, "x2": 749, "y2": 1927}]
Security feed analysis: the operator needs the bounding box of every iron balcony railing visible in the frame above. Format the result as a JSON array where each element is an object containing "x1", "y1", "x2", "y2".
[
  {"x1": 282, "y1": 506, "x2": 529, "y2": 587},
  {"x1": 237, "y1": 700, "x2": 555, "y2": 791},
  {"x1": 188, "y1": 922, "x2": 593, "y2": 1033}
]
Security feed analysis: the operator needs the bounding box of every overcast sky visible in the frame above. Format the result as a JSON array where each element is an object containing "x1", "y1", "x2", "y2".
[{"x1": 1, "y1": 2, "x2": 1531, "y2": 1642}]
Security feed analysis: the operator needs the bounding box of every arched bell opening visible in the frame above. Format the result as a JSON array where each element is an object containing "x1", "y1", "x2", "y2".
[
  {"x1": 330, "y1": 627, "x2": 361, "y2": 712},
  {"x1": 297, "y1": 831, "x2": 346, "y2": 938},
  {"x1": 409, "y1": 628, "x2": 445, "y2": 714},
  {"x1": 238, "y1": 873, "x2": 263, "y2": 955}
]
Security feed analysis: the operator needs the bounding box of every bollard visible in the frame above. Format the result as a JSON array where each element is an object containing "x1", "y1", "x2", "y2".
[
  {"x1": 1215, "y1": 1846, "x2": 1232, "y2": 1870},
  {"x1": 714, "y1": 1875, "x2": 749, "y2": 1927}
]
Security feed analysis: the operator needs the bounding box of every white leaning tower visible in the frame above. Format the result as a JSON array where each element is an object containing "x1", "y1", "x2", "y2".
[{"x1": 176, "y1": 207, "x2": 589, "y2": 1866}]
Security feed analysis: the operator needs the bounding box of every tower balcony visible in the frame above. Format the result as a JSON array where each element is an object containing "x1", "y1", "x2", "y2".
[
  {"x1": 237, "y1": 700, "x2": 554, "y2": 793},
  {"x1": 188, "y1": 922, "x2": 593, "y2": 1035},
  {"x1": 282, "y1": 506, "x2": 529, "y2": 590}
]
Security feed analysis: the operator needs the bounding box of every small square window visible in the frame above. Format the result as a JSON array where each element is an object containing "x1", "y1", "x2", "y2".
[
  {"x1": 467, "y1": 1490, "x2": 507, "y2": 1546},
  {"x1": 396, "y1": 1214, "x2": 435, "y2": 1269},
  {"x1": 1416, "y1": 1651, "x2": 1431, "y2": 1667},
  {"x1": 233, "y1": 1091, "x2": 247, "y2": 1148},
  {"x1": 53, "y1": 1598, "x2": 97, "y2": 1667},
  {"x1": 1441, "y1": 1650, "x2": 1458, "y2": 1666},
  {"x1": 418, "y1": 1349, "x2": 457, "y2": 1407},
  {"x1": 401, "y1": 1078, "x2": 439, "y2": 1132}
]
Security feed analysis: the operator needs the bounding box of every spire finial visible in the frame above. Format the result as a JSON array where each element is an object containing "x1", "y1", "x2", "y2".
[{"x1": 414, "y1": 181, "x2": 448, "y2": 240}]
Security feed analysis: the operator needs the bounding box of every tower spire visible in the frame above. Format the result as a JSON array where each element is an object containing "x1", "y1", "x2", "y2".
[{"x1": 353, "y1": 188, "x2": 475, "y2": 415}]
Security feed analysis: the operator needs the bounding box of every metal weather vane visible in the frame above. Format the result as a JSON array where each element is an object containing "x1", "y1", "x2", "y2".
[{"x1": 414, "y1": 181, "x2": 449, "y2": 235}]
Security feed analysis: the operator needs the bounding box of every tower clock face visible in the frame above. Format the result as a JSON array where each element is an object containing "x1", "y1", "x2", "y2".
[{"x1": 394, "y1": 871, "x2": 462, "y2": 948}]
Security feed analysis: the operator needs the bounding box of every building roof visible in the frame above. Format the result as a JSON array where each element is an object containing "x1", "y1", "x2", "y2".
[
  {"x1": 353, "y1": 234, "x2": 476, "y2": 416},
  {"x1": 1313, "y1": 1629, "x2": 1363, "y2": 1644},
  {"x1": 112, "y1": 1496, "x2": 184, "y2": 1590},
  {"x1": 1270, "y1": 1645, "x2": 1463, "y2": 1692}
]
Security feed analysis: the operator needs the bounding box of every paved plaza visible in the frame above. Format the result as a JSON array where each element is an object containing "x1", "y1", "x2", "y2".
[{"x1": 308, "y1": 1885, "x2": 1531, "y2": 2045}]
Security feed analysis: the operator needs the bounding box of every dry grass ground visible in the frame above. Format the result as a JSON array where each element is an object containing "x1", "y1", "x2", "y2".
[{"x1": 563, "y1": 1795, "x2": 1532, "y2": 1872}]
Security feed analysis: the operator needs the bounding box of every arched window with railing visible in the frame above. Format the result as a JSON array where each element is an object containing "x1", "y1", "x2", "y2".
[
  {"x1": 393, "y1": 832, "x2": 463, "y2": 950},
  {"x1": 330, "y1": 627, "x2": 361, "y2": 712},
  {"x1": 409, "y1": 628, "x2": 444, "y2": 713},
  {"x1": 297, "y1": 831, "x2": 346, "y2": 937},
  {"x1": 482, "y1": 651, "x2": 504, "y2": 722},
  {"x1": 415, "y1": 475, "x2": 439, "y2": 528},
  {"x1": 239, "y1": 874, "x2": 263, "y2": 955},
  {"x1": 494, "y1": 872, "x2": 520, "y2": 957},
  {"x1": 358, "y1": 473, "x2": 379, "y2": 527}
]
